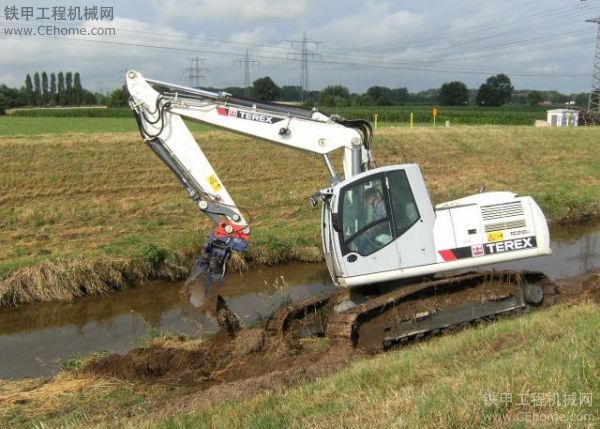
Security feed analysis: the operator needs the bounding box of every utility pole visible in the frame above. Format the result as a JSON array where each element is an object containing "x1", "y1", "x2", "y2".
[
  {"x1": 186, "y1": 57, "x2": 208, "y2": 88},
  {"x1": 287, "y1": 33, "x2": 322, "y2": 102},
  {"x1": 234, "y1": 51, "x2": 260, "y2": 96},
  {"x1": 586, "y1": 17, "x2": 600, "y2": 111}
]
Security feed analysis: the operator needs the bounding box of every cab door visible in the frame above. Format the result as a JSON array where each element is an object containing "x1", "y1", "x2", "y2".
[
  {"x1": 334, "y1": 166, "x2": 436, "y2": 278},
  {"x1": 337, "y1": 172, "x2": 400, "y2": 276}
]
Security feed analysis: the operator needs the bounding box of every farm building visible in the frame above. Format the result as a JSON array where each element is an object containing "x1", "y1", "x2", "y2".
[{"x1": 547, "y1": 109, "x2": 579, "y2": 127}]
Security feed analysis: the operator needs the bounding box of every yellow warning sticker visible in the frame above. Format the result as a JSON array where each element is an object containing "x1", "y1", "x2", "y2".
[
  {"x1": 207, "y1": 174, "x2": 222, "y2": 192},
  {"x1": 487, "y1": 231, "x2": 504, "y2": 242}
]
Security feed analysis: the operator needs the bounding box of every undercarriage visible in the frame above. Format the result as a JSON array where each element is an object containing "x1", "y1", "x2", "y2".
[{"x1": 249, "y1": 270, "x2": 557, "y2": 351}]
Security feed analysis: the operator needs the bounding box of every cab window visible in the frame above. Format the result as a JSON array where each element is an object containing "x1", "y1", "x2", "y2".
[
  {"x1": 340, "y1": 176, "x2": 393, "y2": 256},
  {"x1": 387, "y1": 170, "x2": 420, "y2": 237}
]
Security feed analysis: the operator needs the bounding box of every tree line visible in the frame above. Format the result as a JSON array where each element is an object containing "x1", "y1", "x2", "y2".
[
  {"x1": 24, "y1": 71, "x2": 97, "y2": 106},
  {"x1": 245, "y1": 74, "x2": 587, "y2": 108},
  {"x1": 0, "y1": 72, "x2": 99, "y2": 113},
  {"x1": 0, "y1": 72, "x2": 589, "y2": 115}
]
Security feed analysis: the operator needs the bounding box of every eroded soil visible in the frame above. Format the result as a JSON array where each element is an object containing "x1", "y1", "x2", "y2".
[
  {"x1": 557, "y1": 269, "x2": 600, "y2": 304},
  {"x1": 80, "y1": 326, "x2": 361, "y2": 417}
]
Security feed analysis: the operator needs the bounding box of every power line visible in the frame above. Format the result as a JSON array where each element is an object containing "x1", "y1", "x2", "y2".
[
  {"x1": 287, "y1": 33, "x2": 322, "y2": 101},
  {"x1": 0, "y1": 28, "x2": 588, "y2": 79},
  {"x1": 234, "y1": 51, "x2": 259, "y2": 96},
  {"x1": 0, "y1": 19, "x2": 593, "y2": 84}
]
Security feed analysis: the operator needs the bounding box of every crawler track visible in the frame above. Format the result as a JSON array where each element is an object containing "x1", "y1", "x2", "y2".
[{"x1": 267, "y1": 270, "x2": 557, "y2": 351}]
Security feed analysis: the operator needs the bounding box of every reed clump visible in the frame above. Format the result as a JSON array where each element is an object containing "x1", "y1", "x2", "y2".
[{"x1": 0, "y1": 256, "x2": 188, "y2": 308}]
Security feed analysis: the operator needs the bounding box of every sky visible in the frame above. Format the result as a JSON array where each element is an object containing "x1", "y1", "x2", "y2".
[{"x1": 0, "y1": 0, "x2": 598, "y2": 94}]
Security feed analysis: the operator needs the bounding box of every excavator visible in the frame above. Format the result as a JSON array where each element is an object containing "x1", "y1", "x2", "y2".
[{"x1": 126, "y1": 70, "x2": 556, "y2": 350}]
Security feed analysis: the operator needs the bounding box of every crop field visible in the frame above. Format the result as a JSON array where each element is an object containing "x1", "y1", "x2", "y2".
[
  {"x1": 0, "y1": 118, "x2": 600, "y2": 305},
  {"x1": 326, "y1": 104, "x2": 550, "y2": 125},
  {"x1": 6, "y1": 104, "x2": 551, "y2": 126},
  {"x1": 0, "y1": 118, "x2": 599, "y2": 306}
]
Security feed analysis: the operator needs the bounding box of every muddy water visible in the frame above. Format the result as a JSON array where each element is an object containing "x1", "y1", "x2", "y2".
[
  {"x1": 0, "y1": 264, "x2": 333, "y2": 379},
  {"x1": 0, "y1": 222, "x2": 598, "y2": 379}
]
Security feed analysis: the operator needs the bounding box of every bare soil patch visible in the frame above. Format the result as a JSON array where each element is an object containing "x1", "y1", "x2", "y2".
[
  {"x1": 82, "y1": 325, "x2": 361, "y2": 412},
  {"x1": 557, "y1": 269, "x2": 600, "y2": 304}
]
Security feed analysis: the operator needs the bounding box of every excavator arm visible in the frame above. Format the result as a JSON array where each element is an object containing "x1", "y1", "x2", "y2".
[{"x1": 126, "y1": 70, "x2": 372, "y2": 289}]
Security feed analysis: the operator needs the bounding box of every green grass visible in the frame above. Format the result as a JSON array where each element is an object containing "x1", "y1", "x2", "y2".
[
  {"x1": 9, "y1": 107, "x2": 132, "y2": 117},
  {"x1": 0, "y1": 116, "x2": 213, "y2": 135},
  {"x1": 0, "y1": 302, "x2": 597, "y2": 428},
  {"x1": 0, "y1": 103, "x2": 552, "y2": 136},
  {"x1": 7, "y1": 104, "x2": 552, "y2": 125}
]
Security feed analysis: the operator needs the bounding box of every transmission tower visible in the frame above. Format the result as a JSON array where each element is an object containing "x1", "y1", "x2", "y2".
[
  {"x1": 287, "y1": 33, "x2": 322, "y2": 101},
  {"x1": 234, "y1": 51, "x2": 260, "y2": 96},
  {"x1": 186, "y1": 57, "x2": 208, "y2": 88},
  {"x1": 586, "y1": 16, "x2": 600, "y2": 111}
]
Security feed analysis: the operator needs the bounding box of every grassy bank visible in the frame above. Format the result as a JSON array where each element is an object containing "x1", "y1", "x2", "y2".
[
  {"x1": 0, "y1": 125, "x2": 599, "y2": 306},
  {"x1": 0, "y1": 301, "x2": 597, "y2": 428}
]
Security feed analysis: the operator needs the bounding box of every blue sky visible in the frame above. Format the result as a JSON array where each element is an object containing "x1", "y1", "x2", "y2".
[{"x1": 0, "y1": 0, "x2": 597, "y2": 94}]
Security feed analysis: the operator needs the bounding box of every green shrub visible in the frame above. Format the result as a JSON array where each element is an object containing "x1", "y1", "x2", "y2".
[{"x1": 141, "y1": 244, "x2": 167, "y2": 268}]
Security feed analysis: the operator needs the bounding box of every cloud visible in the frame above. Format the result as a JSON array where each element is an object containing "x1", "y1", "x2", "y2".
[
  {"x1": 527, "y1": 62, "x2": 560, "y2": 74},
  {"x1": 0, "y1": 0, "x2": 594, "y2": 93},
  {"x1": 230, "y1": 27, "x2": 276, "y2": 45},
  {"x1": 0, "y1": 17, "x2": 192, "y2": 90},
  {"x1": 152, "y1": 0, "x2": 310, "y2": 22},
  {"x1": 311, "y1": 1, "x2": 425, "y2": 50}
]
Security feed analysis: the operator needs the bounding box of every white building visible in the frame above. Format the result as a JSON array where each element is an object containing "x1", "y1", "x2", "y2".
[{"x1": 547, "y1": 109, "x2": 579, "y2": 127}]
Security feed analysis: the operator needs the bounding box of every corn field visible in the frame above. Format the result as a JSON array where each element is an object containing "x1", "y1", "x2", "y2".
[
  {"x1": 327, "y1": 105, "x2": 549, "y2": 125},
  {"x1": 9, "y1": 105, "x2": 552, "y2": 125}
]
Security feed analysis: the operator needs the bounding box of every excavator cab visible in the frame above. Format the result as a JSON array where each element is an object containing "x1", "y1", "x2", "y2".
[
  {"x1": 323, "y1": 164, "x2": 437, "y2": 286},
  {"x1": 323, "y1": 163, "x2": 551, "y2": 288}
]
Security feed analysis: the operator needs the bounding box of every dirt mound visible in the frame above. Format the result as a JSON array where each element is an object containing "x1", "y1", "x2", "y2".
[
  {"x1": 83, "y1": 292, "x2": 348, "y2": 384},
  {"x1": 582, "y1": 272, "x2": 600, "y2": 303},
  {"x1": 82, "y1": 324, "x2": 359, "y2": 390},
  {"x1": 557, "y1": 269, "x2": 600, "y2": 304},
  {"x1": 85, "y1": 333, "x2": 234, "y2": 381},
  {"x1": 233, "y1": 328, "x2": 266, "y2": 357}
]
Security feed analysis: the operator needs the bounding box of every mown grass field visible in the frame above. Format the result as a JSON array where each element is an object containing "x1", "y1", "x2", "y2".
[
  {"x1": 0, "y1": 301, "x2": 597, "y2": 428},
  {"x1": 0, "y1": 116, "x2": 213, "y2": 135},
  {"x1": 0, "y1": 117, "x2": 599, "y2": 305}
]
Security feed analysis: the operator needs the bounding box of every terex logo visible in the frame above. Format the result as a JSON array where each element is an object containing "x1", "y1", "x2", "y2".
[
  {"x1": 239, "y1": 111, "x2": 276, "y2": 123},
  {"x1": 485, "y1": 237, "x2": 536, "y2": 254},
  {"x1": 217, "y1": 106, "x2": 284, "y2": 124}
]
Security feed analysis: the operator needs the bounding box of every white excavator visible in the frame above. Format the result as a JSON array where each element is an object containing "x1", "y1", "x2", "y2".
[{"x1": 126, "y1": 70, "x2": 556, "y2": 349}]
